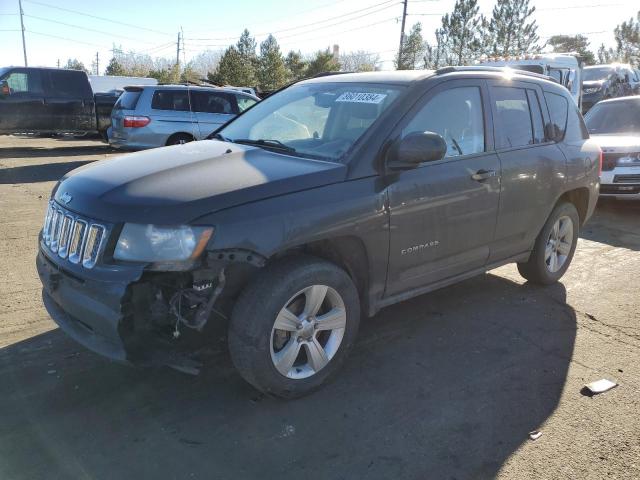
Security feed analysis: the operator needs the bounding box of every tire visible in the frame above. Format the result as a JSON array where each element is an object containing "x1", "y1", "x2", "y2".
[
  {"x1": 166, "y1": 133, "x2": 194, "y2": 146},
  {"x1": 228, "y1": 255, "x2": 360, "y2": 399},
  {"x1": 517, "y1": 202, "x2": 580, "y2": 285}
]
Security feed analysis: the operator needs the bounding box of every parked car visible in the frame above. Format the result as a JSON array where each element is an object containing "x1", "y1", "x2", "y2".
[
  {"x1": 478, "y1": 53, "x2": 584, "y2": 109},
  {"x1": 108, "y1": 85, "x2": 260, "y2": 150},
  {"x1": 0, "y1": 66, "x2": 117, "y2": 139},
  {"x1": 584, "y1": 96, "x2": 640, "y2": 198},
  {"x1": 582, "y1": 65, "x2": 624, "y2": 112},
  {"x1": 615, "y1": 64, "x2": 640, "y2": 95},
  {"x1": 37, "y1": 67, "x2": 600, "y2": 398}
]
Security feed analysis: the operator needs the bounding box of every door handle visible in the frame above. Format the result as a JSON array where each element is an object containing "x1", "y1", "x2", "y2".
[{"x1": 471, "y1": 169, "x2": 497, "y2": 181}]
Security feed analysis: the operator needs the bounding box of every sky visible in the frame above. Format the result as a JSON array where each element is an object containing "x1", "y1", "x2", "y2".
[{"x1": 1, "y1": 0, "x2": 639, "y2": 73}]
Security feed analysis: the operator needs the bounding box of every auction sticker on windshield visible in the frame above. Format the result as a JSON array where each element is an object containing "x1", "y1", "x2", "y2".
[{"x1": 335, "y1": 92, "x2": 387, "y2": 104}]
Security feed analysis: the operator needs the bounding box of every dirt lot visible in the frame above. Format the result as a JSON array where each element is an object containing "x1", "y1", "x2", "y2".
[{"x1": 1, "y1": 135, "x2": 639, "y2": 480}]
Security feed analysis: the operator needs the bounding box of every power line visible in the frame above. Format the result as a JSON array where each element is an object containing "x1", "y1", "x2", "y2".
[
  {"x1": 23, "y1": 13, "x2": 158, "y2": 44},
  {"x1": 22, "y1": 0, "x2": 173, "y2": 36},
  {"x1": 187, "y1": 0, "x2": 400, "y2": 42},
  {"x1": 26, "y1": 29, "x2": 111, "y2": 49}
]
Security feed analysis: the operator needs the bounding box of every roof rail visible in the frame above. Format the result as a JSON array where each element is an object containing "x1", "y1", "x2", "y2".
[{"x1": 435, "y1": 65, "x2": 554, "y2": 82}]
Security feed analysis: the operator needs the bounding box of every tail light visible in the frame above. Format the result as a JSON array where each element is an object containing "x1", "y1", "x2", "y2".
[{"x1": 123, "y1": 116, "x2": 151, "y2": 128}]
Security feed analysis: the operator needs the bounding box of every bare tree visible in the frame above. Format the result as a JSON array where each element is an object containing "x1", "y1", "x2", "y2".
[{"x1": 340, "y1": 50, "x2": 380, "y2": 72}]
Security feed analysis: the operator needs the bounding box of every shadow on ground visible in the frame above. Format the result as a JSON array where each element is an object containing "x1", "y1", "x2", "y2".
[
  {"x1": 0, "y1": 274, "x2": 575, "y2": 479},
  {"x1": 581, "y1": 198, "x2": 640, "y2": 251},
  {"x1": 0, "y1": 160, "x2": 94, "y2": 184},
  {"x1": 0, "y1": 144, "x2": 111, "y2": 160}
]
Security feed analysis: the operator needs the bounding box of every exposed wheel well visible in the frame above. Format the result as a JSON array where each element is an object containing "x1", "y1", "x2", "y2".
[
  {"x1": 271, "y1": 237, "x2": 370, "y2": 311},
  {"x1": 557, "y1": 187, "x2": 589, "y2": 225},
  {"x1": 166, "y1": 132, "x2": 195, "y2": 145}
]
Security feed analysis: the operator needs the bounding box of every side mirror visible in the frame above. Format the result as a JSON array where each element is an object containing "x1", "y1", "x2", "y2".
[
  {"x1": 0, "y1": 80, "x2": 9, "y2": 96},
  {"x1": 388, "y1": 131, "x2": 447, "y2": 170}
]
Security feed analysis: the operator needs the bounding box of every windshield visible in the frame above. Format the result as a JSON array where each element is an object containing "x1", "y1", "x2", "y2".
[
  {"x1": 585, "y1": 101, "x2": 640, "y2": 135},
  {"x1": 217, "y1": 82, "x2": 404, "y2": 161},
  {"x1": 0, "y1": 67, "x2": 8, "y2": 79},
  {"x1": 583, "y1": 67, "x2": 612, "y2": 82}
]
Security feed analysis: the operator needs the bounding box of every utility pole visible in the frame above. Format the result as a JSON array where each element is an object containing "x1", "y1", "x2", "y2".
[
  {"x1": 95, "y1": 51, "x2": 99, "y2": 75},
  {"x1": 57, "y1": 59, "x2": 60, "y2": 68},
  {"x1": 176, "y1": 31, "x2": 181, "y2": 65},
  {"x1": 397, "y1": 0, "x2": 408, "y2": 69},
  {"x1": 18, "y1": 0, "x2": 28, "y2": 66}
]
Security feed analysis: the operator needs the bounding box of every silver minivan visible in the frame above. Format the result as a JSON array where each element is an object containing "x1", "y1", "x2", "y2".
[{"x1": 108, "y1": 85, "x2": 259, "y2": 150}]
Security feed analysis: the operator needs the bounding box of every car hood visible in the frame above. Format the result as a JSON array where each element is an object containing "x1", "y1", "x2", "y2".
[
  {"x1": 590, "y1": 135, "x2": 640, "y2": 152},
  {"x1": 54, "y1": 140, "x2": 347, "y2": 224}
]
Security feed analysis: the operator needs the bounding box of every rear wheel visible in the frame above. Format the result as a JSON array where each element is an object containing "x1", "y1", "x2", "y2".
[
  {"x1": 166, "y1": 133, "x2": 194, "y2": 146},
  {"x1": 517, "y1": 202, "x2": 580, "y2": 285},
  {"x1": 228, "y1": 256, "x2": 360, "y2": 398}
]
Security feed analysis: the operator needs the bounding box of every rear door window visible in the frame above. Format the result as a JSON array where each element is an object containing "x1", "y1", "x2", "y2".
[
  {"x1": 47, "y1": 70, "x2": 91, "y2": 97},
  {"x1": 492, "y1": 86, "x2": 534, "y2": 149},
  {"x1": 151, "y1": 90, "x2": 190, "y2": 111},
  {"x1": 544, "y1": 92, "x2": 568, "y2": 141},
  {"x1": 191, "y1": 91, "x2": 236, "y2": 114}
]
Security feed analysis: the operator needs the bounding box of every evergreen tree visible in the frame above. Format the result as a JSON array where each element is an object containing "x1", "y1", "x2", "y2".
[
  {"x1": 208, "y1": 46, "x2": 245, "y2": 85},
  {"x1": 258, "y1": 35, "x2": 288, "y2": 91},
  {"x1": 486, "y1": 0, "x2": 539, "y2": 56},
  {"x1": 64, "y1": 58, "x2": 88, "y2": 73},
  {"x1": 614, "y1": 11, "x2": 640, "y2": 65},
  {"x1": 438, "y1": 0, "x2": 483, "y2": 66},
  {"x1": 305, "y1": 49, "x2": 340, "y2": 77},
  {"x1": 235, "y1": 29, "x2": 258, "y2": 85},
  {"x1": 396, "y1": 23, "x2": 426, "y2": 70},
  {"x1": 424, "y1": 30, "x2": 447, "y2": 69},
  {"x1": 285, "y1": 51, "x2": 307, "y2": 81},
  {"x1": 597, "y1": 44, "x2": 619, "y2": 64},
  {"x1": 105, "y1": 57, "x2": 126, "y2": 76},
  {"x1": 547, "y1": 35, "x2": 596, "y2": 65}
]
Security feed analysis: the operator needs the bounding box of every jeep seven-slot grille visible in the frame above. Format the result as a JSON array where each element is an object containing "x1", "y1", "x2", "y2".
[{"x1": 42, "y1": 202, "x2": 107, "y2": 268}]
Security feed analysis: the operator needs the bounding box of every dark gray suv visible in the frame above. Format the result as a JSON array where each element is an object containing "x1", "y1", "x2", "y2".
[{"x1": 37, "y1": 67, "x2": 600, "y2": 398}]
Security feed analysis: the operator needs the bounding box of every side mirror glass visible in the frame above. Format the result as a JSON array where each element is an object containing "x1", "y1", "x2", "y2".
[
  {"x1": 388, "y1": 131, "x2": 447, "y2": 170},
  {"x1": 0, "y1": 80, "x2": 9, "y2": 96}
]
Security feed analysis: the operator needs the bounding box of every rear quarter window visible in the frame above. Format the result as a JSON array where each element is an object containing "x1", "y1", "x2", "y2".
[
  {"x1": 544, "y1": 92, "x2": 568, "y2": 140},
  {"x1": 114, "y1": 90, "x2": 142, "y2": 111},
  {"x1": 151, "y1": 90, "x2": 190, "y2": 111}
]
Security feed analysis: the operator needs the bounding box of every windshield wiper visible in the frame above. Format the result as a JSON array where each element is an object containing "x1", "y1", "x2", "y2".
[
  {"x1": 208, "y1": 132, "x2": 228, "y2": 141},
  {"x1": 232, "y1": 138, "x2": 297, "y2": 153}
]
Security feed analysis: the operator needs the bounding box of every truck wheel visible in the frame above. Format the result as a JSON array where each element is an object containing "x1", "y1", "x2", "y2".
[
  {"x1": 517, "y1": 202, "x2": 580, "y2": 285},
  {"x1": 228, "y1": 256, "x2": 360, "y2": 398},
  {"x1": 166, "y1": 133, "x2": 194, "y2": 146}
]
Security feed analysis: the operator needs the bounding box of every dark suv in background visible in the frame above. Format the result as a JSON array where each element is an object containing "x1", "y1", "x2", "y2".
[
  {"x1": 582, "y1": 65, "x2": 625, "y2": 112},
  {"x1": 37, "y1": 67, "x2": 600, "y2": 398}
]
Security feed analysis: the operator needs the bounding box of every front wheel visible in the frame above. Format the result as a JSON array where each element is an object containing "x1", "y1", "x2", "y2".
[
  {"x1": 228, "y1": 256, "x2": 360, "y2": 398},
  {"x1": 517, "y1": 202, "x2": 580, "y2": 285}
]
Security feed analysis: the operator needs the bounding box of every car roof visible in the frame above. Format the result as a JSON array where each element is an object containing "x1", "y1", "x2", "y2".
[
  {"x1": 596, "y1": 95, "x2": 640, "y2": 106},
  {"x1": 300, "y1": 70, "x2": 436, "y2": 85},
  {"x1": 127, "y1": 84, "x2": 259, "y2": 98}
]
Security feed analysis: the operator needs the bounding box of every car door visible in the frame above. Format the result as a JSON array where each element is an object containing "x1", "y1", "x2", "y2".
[
  {"x1": 0, "y1": 68, "x2": 47, "y2": 133},
  {"x1": 486, "y1": 80, "x2": 567, "y2": 262},
  {"x1": 44, "y1": 69, "x2": 96, "y2": 132},
  {"x1": 191, "y1": 90, "x2": 237, "y2": 138},
  {"x1": 385, "y1": 79, "x2": 501, "y2": 296}
]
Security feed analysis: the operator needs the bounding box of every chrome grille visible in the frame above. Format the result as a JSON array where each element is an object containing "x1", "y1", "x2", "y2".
[{"x1": 42, "y1": 202, "x2": 107, "y2": 269}]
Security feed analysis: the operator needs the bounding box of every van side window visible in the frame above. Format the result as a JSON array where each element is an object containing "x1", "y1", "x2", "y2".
[
  {"x1": 3, "y1": 70, "x2": 42, "y2": 95},
  {"x1": 191, "y1": 91, "x2": 235, "y2": 114},
  {"x1": 526, "y1": 89, "x2": 545, "y2": 144},
  {"x1": 403, "y1": 86, "x2": 485, "y2": 158},
  {"x1": 151, "y1": 90, "x2": 190, "y2": 111},
  {"x1": 492, "y1": 86, "x2": 534, "y2": 148},
  {"x1": 237, "y1": 96, "x2": 257, "y2": 112},
  {"x1": 544, "y1": 92, "x2": 568, "y2": 141},
  {"x1": 48, "y1": 70, "x2": 90, "y2": 97}
]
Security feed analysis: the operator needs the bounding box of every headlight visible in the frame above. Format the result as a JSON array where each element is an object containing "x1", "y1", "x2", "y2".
[
  {"x1": 584, "y1": 87, "x2": 601, "y2": 94},
  {"x1": 114, "y1": 224, "x2": 213, "y2": 262}
]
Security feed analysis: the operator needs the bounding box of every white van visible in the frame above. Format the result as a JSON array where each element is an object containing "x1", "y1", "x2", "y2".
[{"x1": 478, "y1": 53, "x2": 584, "y2": 109}]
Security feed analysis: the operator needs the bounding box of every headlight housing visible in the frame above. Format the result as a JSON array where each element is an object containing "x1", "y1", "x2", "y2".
[{"x1": 114, "y1": 224, "x2": 213, "y2": 263}]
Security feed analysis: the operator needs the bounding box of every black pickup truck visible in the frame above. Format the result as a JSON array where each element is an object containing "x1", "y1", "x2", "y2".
[
  {"x1": 0, "y1": 66, "x2": 116, "y2": 138},
  {"x1": 37, "y1": 67, "x2": 601, "y2": 398}
]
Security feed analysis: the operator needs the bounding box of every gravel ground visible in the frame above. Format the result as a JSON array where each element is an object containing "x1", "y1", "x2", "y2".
[{"x1": 1, "y1": 135, "x2": 639, "y2": 480}]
